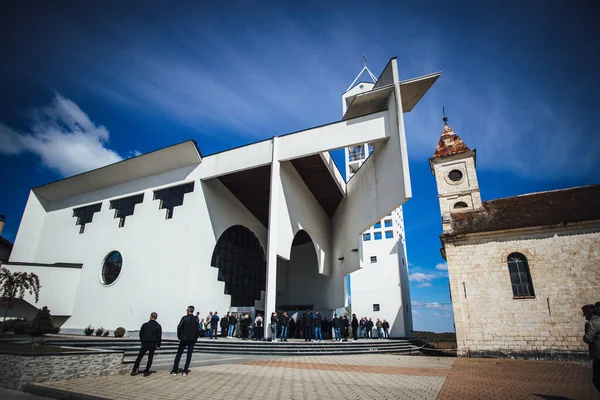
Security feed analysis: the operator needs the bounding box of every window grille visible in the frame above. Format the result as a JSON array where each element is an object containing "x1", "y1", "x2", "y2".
[
  {"x1": 110, "y1": 194, "x2": 144, "y2": 227},
  {"x1": 154, "y1": 182, "x2": 194, "y2": 219},
  {"x1": 507, "y1": 252, "x2": 535, "y2": 298},
  {"x1": 73, "y1": 203, "x2": 102, "y2": 234}
]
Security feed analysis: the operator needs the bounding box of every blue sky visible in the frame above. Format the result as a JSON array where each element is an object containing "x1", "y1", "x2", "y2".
[{"x1": 1, "y1": 1, "x2": 598, "y2": 333}]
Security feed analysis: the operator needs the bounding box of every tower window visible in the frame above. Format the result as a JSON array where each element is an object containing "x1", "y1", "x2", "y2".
[
  {"x1": 370, "y1": 256, "x2": 377, "y2": 263},
  {"x1": 448, "y1": 169, "x2": 463, "y2": 182},
  {"x1": 374, "y1": 222, "x2": 381, "y2": 229},
  {"x1": 507, "y1": 252, "x2": 535, "y2": 298},
  {"x1": 385, "y1": 231, "x2": 393, "y2": 239},
  {"x1": 374, "y1": 232, "x2": 382, "y2": 240},
  {"x1": 154, "y1": 182, "x2": 194, "y2": 219},
  {"x1": 373, "y1": 304, "x2": 380, "y2": 312},
  {"x1": 384, "y1": 220, "x2": 392, "y2": 227},
  {"x1": 363, "y1": 233, "x2": 371, "y2": 241},
  {"x1": 454, "y1": 201, "x2": 468, "y2": 209}
]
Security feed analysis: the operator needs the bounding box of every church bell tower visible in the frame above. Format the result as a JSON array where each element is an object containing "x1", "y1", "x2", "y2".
[{"x1": 429, "y1": 112, "x2": 481, "y2": 233}]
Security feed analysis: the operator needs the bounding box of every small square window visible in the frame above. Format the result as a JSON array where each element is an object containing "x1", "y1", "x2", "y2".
[
  {"x1": 373, "y1": 304, "x2": 380, "y2": 312},
  {"x1": 370, "y1": 256, "x2": 377, "y2": 263},
  {"x1": 374, "y1": 222, "x2": 381, "y2": 229},
  {"x1": 374, "y1": 232, "x2": 382, "y2": 240},
  {"x1": 384, "y1": 220, "x2": 392, "y2": 228},
  {"x1": 385, "y1": 231, "x2": 393, "y2": 239},
  {"x1": 363, "y1": 233, "x2": 371, "y2": 241}
]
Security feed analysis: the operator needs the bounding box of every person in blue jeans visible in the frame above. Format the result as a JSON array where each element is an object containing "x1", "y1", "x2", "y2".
[
  {"x1": 332, "y1": 314, "x2": 341, "y2": 342},
  {"x1": 170, "y1": 305, "x2": 199, "y2": 377},
  {"x1": 280, "y1": 311, "x2": 289, "y2": 342},
  {"x1": 227, "y1": 313, "x2": 237, "y2": 338},
  {"x1": 270, "y1": 312, "x2": 279, "y2": 342},
  {"x1": 313, "y1": 311, "x2": 323, "y2": 342}
]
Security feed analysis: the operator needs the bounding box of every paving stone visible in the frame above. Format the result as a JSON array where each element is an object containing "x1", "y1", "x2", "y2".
[{"x1": 28, "y1": 354, "x2": 597, "y2": 399}]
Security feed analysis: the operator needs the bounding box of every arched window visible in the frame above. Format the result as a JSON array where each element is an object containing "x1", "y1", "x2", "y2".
[
  {"x1": 454, "y1": 201, "x2": 468, "y2": 209},
  {"x1": 507, "y1": 253, "x2": 535, "y2": 298},
  {"x1": 102, "y1": 251, "x2": 122, "y2": 285},
  {"x1": 211, "y1": 226, "x2": 266, "y2": 307}
]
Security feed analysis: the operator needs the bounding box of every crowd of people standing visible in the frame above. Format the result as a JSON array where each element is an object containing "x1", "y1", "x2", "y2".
[{"x1": 129, "y1": 307, "x2": 394, "y2": 378}]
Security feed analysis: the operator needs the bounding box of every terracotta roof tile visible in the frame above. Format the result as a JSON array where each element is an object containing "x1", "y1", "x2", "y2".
[
  {"x1": 433, "y1": 123, "x2": 471, "y2": 158},
  {"x1": 447, "y1": 185, "x2": 600, "y2": 235}
]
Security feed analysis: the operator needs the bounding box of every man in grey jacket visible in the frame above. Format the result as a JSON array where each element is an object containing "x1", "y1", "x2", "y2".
[{"x1": 582, "y1": 304, "x2": 600, "y2": 393}]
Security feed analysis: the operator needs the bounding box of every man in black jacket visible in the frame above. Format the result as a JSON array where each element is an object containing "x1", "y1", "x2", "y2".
[
  {"x1": 303, "y1": 311, "x2": 313, "y2": 342},
  {"x1": 131, "y1": 312, "x2": 162, "y2": 377},
  {"x1": 170, "y1": 305, "x2": 199, "y2": 376},
  {"x1": 227, "y1": 313, "x2": 237, "y2": 338}
]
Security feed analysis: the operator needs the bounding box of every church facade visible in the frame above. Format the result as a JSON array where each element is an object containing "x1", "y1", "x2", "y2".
[
  {"x1": 430, "y1": 117, "x2": 600, "y2": 358},
  {"x1": 4, "y1": 58, "x2": 439, "y2": 338}
]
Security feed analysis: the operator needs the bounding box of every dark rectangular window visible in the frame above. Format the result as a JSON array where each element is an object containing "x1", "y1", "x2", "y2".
[
  {"x1": 385, "y1": 231, "x2": 393, "y2": 239},
  {"x1": 153, "y1": 182, "x2": 194, "y2": 219},
  {"x1": 370, "y1": 256, "x2": 377, "y2": 263},
  {"x1": 374, "y1": 222, "x2": 381, "y2": 229},
  {"x1": 73, "y1": 203, "x2": 102, "y2": 234},
  {"x1": 373, "y1": 304, "x2": 380, "y2": 312},
  {"x1": 384, "y1": 220, "x2": 392, "y2": 228},
  {"x1": 109, "y1": 194, "x2": 144, "y2": 227},
  {"x1": 374, "y1": 232, "x2": 382, "y2": 240},
  {"x1": 363, "y1": 233, "x2": 371, "y2": 241}
]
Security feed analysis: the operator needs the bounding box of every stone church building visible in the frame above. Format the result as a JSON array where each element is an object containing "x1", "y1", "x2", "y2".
[{"x1": 430, "y1": 116, "x2": 600, "y2": 359}]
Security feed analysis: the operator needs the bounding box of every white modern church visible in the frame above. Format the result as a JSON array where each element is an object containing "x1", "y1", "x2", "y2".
[{"x1": 4, "y1": 58, "x2": 439, "y2": 338}]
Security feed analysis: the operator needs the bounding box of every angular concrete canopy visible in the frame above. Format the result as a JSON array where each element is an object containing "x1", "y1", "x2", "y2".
[{"x1": 33, "y1": 140, "x2": 202, "y2": 203}]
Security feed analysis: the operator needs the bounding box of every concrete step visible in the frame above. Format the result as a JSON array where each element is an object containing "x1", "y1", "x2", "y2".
[{"x1": 41, "y1": 338, "x2": 420, "y2": 360}]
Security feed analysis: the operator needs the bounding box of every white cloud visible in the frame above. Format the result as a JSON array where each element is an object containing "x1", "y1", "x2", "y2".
[
  {"x1": 0, "y1": 94, "x2": 137, "y2": 177},
  {"x1": 412, "y1": 301, "x2": 452, "y2": 310},
  {"x1": 435, "y1": 262, "x2": 448, "y2": 271},
  {"x1": 409, "y1": 272, "x2": 438, "y2": 283},
  {"x1": 417, "y1": 282, "x2": 432, "y2": 288}
]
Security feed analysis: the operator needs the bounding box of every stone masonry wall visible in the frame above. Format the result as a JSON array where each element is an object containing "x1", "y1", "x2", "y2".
[
  {"x1": 0, "y1": 351, "x2": 125, "y2": 390},
  {"x1": 446, "y1": 230, "x2": 600, "y2": 359}
]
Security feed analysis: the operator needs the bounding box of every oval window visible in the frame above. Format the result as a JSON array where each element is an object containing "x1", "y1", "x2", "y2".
[
  {"x1": 448, "y1": 169, "x2": 463, "y2": 182},
  {"x1": 454, "y1": 201, "x2": 468, "y2": 209},
  {"x1": 102, "y1": 251, "x2": 122, "y2": 285}
]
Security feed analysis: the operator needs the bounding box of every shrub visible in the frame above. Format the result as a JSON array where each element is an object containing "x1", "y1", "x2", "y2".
[
  {"x1": 14, "y1": 321, "x2": 30, "y2": 335},
  {"x1": 0, "y1": 318, "x2": 26, "y2": 333},
  {"x1": 102, "y1": 331, "x2": 109, "y2": 337},
  {"x1": 84, "y1": 325, "x2": 94, "y2": 336},
  {"x1": 95, "y1": 327, "x2": 105, "y2": 336},
  {"x1": 114, "y1": 327, "x2": 126, "y2": 337},
  {"x1": 28, "y1": 306, "x2": 59, "y2": 336}
]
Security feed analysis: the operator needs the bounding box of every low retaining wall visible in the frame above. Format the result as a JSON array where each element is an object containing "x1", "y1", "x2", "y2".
[{"x1": 0, "y1": 349, "x2": 126, "y2": 390}]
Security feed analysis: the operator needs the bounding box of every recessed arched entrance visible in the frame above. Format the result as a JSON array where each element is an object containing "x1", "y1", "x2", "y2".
[
  {"x1": 211, "y1": 225, "x2": 266, "y2": 307},
  {"x1": 276, "y1": 230, "x2": 329, "y2": 311}
]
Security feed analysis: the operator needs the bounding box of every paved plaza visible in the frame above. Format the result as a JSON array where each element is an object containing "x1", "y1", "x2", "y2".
[{"x1": 26, "y1": 354, "x2": 597, "y2": 400}]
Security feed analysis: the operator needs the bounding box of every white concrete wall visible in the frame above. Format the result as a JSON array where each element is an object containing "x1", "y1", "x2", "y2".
[
  {"x1": 351, "y1": 239, "x2": 403, "y2": 334},
  {"x1": 275, "y1": 162, "x2": 330, "y2": 274},
  {"x1": 9, "y1": 192, "x2": 47, "y2": 262},
  {"x1": 277, "y1": 242, "x2": 331, "y2": 309},
  {"x1": 8, "y1": 164, "x2": 270, "y2": 334}
]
